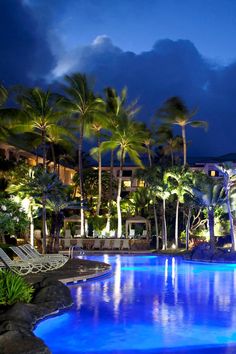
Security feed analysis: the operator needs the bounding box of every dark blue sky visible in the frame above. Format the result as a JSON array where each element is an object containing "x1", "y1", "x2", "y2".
[{"x1": 1, "y1": 0, "x2": 236, "y2": 157}]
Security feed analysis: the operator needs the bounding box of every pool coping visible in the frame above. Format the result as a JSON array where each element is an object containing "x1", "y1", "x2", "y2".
[{"x1": 59, "y1": 267, "x2": 112, "y2": 285}]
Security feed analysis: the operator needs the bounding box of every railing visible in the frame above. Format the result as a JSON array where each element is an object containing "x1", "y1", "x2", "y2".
[{"x1": 69, "y1": 245, "x2": 85, "y2": 259}]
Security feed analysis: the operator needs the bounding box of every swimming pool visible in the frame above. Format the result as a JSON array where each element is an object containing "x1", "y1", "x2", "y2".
[{"x1": 35, "y1": 255, "x2": 236, "y2": 353}]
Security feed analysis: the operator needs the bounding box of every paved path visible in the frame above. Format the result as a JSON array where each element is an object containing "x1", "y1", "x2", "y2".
[{"x1": 24, "y1": 258, "x2": 111, "y2": 284}]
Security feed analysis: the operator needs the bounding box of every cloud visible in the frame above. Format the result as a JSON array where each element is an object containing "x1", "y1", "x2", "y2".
[
  {"x1": 50, "y1": 36, "x2": 236, "y2": 157},
  {"x1": 0, "y1": 0, "x2": 55, "y2": 86}
]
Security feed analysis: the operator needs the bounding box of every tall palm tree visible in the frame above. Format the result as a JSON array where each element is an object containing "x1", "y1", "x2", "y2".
[
  {"x1": 100, "y1": 113, "x2": 146, "y2": 238},
  {"x1": 89, "y1": 115, "x2": 107, "y2": 216},
  {"x1": 0, "y1": 85, "x2": 17, "y2": 143},
  {"x1": 192, "y1": 173, "x2": 225, "y2": 250},
  {"x1": 136, "y1": 166, "x2": 169, "y2": 250},
  {"x1": 103, "y1": 87, "x2": 138, "y2": 231},
  {"x1": 62, "y1": 73, "x2": 104, "y2": 236},
  {"x1": 16, "y1": 88, "x2": 65, "y2": 253},
  {"x1": 164, "y1": 167, "x2": 193, "y2": 248},
  {"x1": 157, "y1": 97, "x2": 207, "y2": 166},
  {"x1": 157, "y1": 125, "x2": 182, "y2": 166},
  {"x1": 216, "y1": 163, "x2": 236, "y2": 251}
]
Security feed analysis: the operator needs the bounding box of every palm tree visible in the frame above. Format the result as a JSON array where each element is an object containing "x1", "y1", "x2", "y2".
[
  {"x1": 100, "y1": 113, "x2": 146, "y2": 238},
  {"x1": 164, "y1": 167, "x2": 193, "y2": 248},
  {"x1": 138, "y1": 166, "x2": 170, "y2": 250},
  {"x1": 62, "y1": 73, "x2": 105, "y2": 236},
  {"x1": 16, "y1": 88, "x2": 65, "y2": 253},
  {"x1": 157, "y1": 125, "x2": 182, "y2": 166},
  {"x1": 216, "y1": 163, "x2": 236, "y2": 251},
  {"x1": 0, "y1": 85, "x2": 18, "y2": 143},
  {"x1": 192, "y1": 173, "x2": 225, "y2": 250},
  {"x1": 103, "y1": 87, "x2": 138, "y2": 231},
  {"x1": 157, "y1": 97, "x2": 207, "y2": 166},
  {"x1": 89, "y1": 114, "x2": 107, "y2": 216}
]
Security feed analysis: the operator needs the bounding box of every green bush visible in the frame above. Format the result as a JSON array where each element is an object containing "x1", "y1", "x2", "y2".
[{"x1": 0, "y1": 269, "x2": 34, "y2": 306}]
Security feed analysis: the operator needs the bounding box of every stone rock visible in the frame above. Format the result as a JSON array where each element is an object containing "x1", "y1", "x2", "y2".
[
  {"x1": 0, "y1": 276, "x2": 73, "y2": 354},
  {"x1": 0, "y1": 303, "x2": 33, "y2": 327},
  {"x1": 0, "y1": 330, "x2": 51, "y2": 354},
  {"x1": 32, "y1": 278, "x2": 73, "y2": 308},
  {"x1": 190, "y1": 242, "x2": 214, "y2": 261}
]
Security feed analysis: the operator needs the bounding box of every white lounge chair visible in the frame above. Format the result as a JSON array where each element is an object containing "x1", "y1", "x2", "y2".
[
  {"x1": 93, "y1": 239, "x2": 101, "y2": 250},
  {"x1": 142, "y1": 230, "x2": 148, "y2": 238},
  {"x1": 102, "y1": 239, "x2": 112, "y2": 250},
  {"x1": 0, "y1": 248, "x2": 33, "y2": 275},
  {"x1": 129, "y1": 229, "x2": 135, "y2": 238},
  {"x1": 20, "y1": 244, "x2": 68, "y2": 268},
  {"x1": 121, "y1": 239, "x2": 130, "y2": 250},
  {"x1": 113, "y1": 239, "x2": 121, "y2": 250},
  {"x1": 10, "y1": 246, "x2": 47, "y2": 273}
]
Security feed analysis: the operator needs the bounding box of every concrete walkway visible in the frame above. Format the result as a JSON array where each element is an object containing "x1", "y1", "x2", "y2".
[{"x1": 24, "y1": 258, "x2": 111, "y2": 285}]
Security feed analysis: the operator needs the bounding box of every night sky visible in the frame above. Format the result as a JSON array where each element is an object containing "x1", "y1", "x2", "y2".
[{"x1": 1, "y1": 0, "x2": 236, "y2": 157}]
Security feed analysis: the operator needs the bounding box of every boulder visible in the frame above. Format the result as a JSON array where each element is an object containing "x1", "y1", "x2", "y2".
[
  {"x1": 32, "y1": 278, "x2": 73, "y2": 309},
  {"x1": 0, "y1": 330, "x2": 51, "y2": 354},
  {"x1": 0, "y1": 277, "x2": 73, "y2": 354}
]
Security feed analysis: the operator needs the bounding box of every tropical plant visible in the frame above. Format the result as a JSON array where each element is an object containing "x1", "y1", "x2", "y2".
[
  {"x1": 16, "y1": 88, "x2": 66, "y2": 249},
  {"x1": 164, "y1": 167, "x2": 193, "y2": 248},
  {"x1": 157, "y1": 97, "x2": 207, "y2": 166},
  {"x1": 191, "y1": 173, "x2": 225, "y2": 249},
  {"x1": 216, "y1": 163, "x2": 236, "y2": 251},
  {"x1": 100, "y1": 113, "x2": 146, "y2": 237},
  {"x1": 139, "y1": 166, "x2": 170, "y2": 250},
  {"x1": 103, "y1": 86, "x2": 137, "y2": 231},
  {"x1": 0, "y1": 197, "x2": 28, "y2": 240},
  {"x1": 24, "y1": 166, "x2": 67, "y2": 253},
  {"x1": 0, "y1": 85, "x2": 15, "y2": 142},
  {"x1": 0, "y1": 269, "x2": 34, "y2": 305},
  {"x1": 62, "y1": 73, "x2": 105, "y2": 236},
  {"x1": 157, "y1": 125, "x2": 182, "y2": 166}
]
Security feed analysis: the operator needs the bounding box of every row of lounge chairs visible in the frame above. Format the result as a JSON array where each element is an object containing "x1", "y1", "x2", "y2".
[
  {"x1": 0, "y1": 245, "x2": 68, "y2": 276},
  {"x1": 92, "y1": 239, "x2": 130, "y2": 250}
]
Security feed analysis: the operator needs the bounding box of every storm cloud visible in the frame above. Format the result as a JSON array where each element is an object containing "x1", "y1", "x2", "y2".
[
  {"x1": 51, "y1": 36, "x2": 236, "y2": 156},
  {"x1": 0, "y1": 1, "x2": 235, "y2": 157},
  {"x1": 0, "y1": 0, "x2": 55, "y2": 86}
]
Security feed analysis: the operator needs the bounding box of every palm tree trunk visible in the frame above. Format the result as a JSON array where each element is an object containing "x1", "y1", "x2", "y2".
[
  {"x1": 96, "y1": 134, "x2": 102, "y2": 215},
  {"x1": 154, "y1": 205, "x2": 159, "y2": 250},
  {"x1": 208, "y1": 207, "x2": 215, "y2": 250},
  {"x1": 186, "y1": 208, "x2": 191, "y2": 250},
  {"x1": 42, "y1": 193, "x2": 47, "y2": 254},
  {"x1": 182, "y1": 125, "x2": 187, "y2": 166},
  {"x1": 78, "y1": 124, "x2": 85, "y2": 237},
  {"x1": 162, "y1": 198, "x2": 167, "y2": 250},
  {"x1": 106, "y1": 149, "x2": 114, "y2": 233},
  {"x1": 42, "y1": 129, "x2": 47, "y2": 171},
  {"x1": 41, "y1": 128, "x2": 47, "y2": 253},
  {"x1": 148, "y1": 149, "x2": 159, "y2": 249},
  {"x1": 50, "y1": 143, "x2": 57, "y2": 172},
  {"x1": 29, "y1": 205, "x2": 34, "y2": 247},
  {"x1": 147, "y1": 145, "x2": 152, "y2": 167},
  {"x1": 175, "y1": 199, "x2": 180, "y2": 248},
  {"x1": 226, "y1": 193, "x2": 236, "y2": 251},
  {"x1": 117, "y1": 149, "x2": 124, "y2": 238}
]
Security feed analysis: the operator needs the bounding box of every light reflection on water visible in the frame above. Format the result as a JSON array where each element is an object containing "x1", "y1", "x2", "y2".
[{"x1": 35, "y1": 255, "x2": 236, "y2": 354}]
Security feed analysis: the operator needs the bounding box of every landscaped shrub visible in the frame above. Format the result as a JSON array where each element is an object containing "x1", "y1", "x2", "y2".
[{"x1": 0, "y1": 269, "x2": 34, "y2": 305}]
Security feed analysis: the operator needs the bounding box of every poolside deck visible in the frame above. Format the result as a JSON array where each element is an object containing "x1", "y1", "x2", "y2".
[{"x1": 24, "y1": 258, "x2": 111, "y2": 285}]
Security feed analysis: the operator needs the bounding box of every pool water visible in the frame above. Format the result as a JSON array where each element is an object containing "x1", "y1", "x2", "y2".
[{"x1": 35, "y1": 255, "x2": 236, "y2": 353}]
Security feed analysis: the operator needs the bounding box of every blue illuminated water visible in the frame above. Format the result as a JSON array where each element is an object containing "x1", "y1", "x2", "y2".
[{"x1": 35, "y1": 255, "x2": 236, "y2": 353}]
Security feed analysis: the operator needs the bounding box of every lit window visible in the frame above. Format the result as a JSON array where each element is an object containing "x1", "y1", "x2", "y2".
[
  {"x1": 123, "y1": 180, "x2": 131, "y2": 188},
  {"x1": 210, "y1": 170, "x2": 216, "y2": 177},
  {"x1": 138, "y1": 180, "x2": 145, "y2": 187}
]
